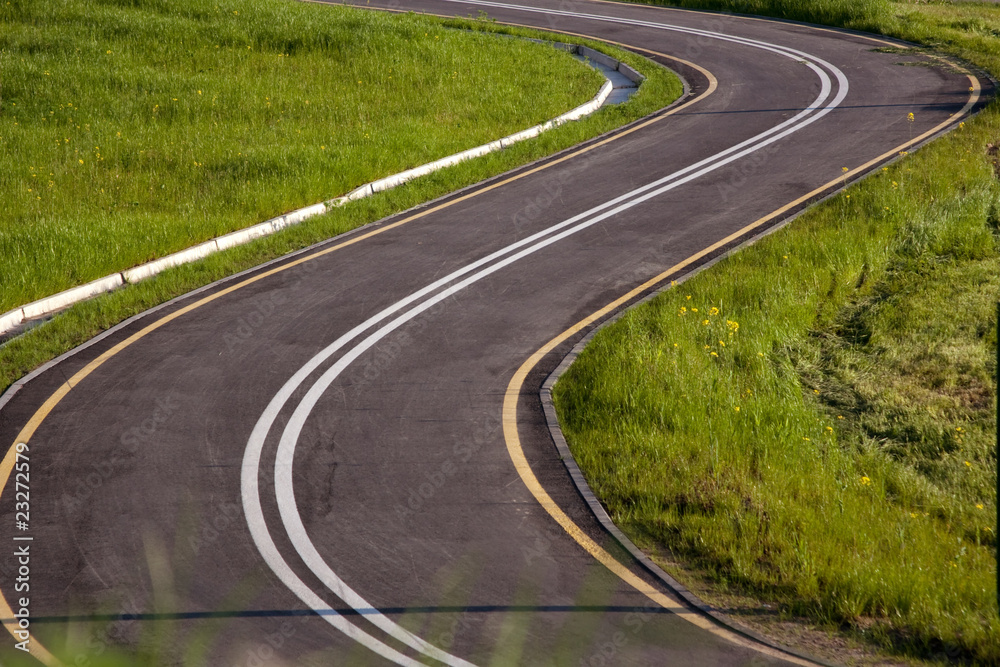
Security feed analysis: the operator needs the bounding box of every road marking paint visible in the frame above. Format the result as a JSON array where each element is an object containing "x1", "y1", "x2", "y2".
[
  {"x1": 0, "y1": 3, "x2": 979, "y2": 663},
  {"x1": 3, "y1": 9, "x2": 851, "y2": 662},
  {"x1": 0, "y1": 33, "x2": 719, "y2": 665},
  {"x1": 260, "y1": 25, "x2": 850, "y2": 666},
  {"x1": 498, "y1": 70, "x2": 983, "y2": 667}
]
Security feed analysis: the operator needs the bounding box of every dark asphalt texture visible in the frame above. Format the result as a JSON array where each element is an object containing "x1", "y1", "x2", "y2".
[{"x1": 0, "y1": 1, "x2": 990, "y2": 665}]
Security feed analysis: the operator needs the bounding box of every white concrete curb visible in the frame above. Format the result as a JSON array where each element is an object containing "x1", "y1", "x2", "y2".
[
  {"x1": 21, "y1": 274, "x2": 125, "y2": 321},
  {"x1": 1, "y1": 47, "x2": 629, "y2": 338}
]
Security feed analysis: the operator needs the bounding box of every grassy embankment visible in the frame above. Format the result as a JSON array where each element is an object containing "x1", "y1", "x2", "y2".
[
  {"x1": 0, "y1": 0, "x2": 682, "y2": 394},
  {"x1": 556, "y1": 0, "x2": 1000, "y2": 663}
]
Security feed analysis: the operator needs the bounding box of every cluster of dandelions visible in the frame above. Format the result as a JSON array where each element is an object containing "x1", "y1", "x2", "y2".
[{"x1": 675, "y1": 297, "x2": 740, "y2": 359}]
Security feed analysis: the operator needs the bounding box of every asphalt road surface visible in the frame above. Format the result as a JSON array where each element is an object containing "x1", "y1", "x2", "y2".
[{"x1": 0, "y1": 1, "x2": 990, "y2": 665}]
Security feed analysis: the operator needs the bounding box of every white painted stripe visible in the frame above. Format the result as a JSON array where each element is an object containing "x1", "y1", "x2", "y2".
[
  {"x1": 245, "y1": 17, "x2": 848, "y2": 663},
  {"x1": 241, "y1": 421, "x2": 429, "y2": 667}
]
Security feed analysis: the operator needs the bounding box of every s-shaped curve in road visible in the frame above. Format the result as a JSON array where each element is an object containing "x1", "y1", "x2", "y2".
[{"x1": 0, "y1": 1, "x2": 988, "y2": 665}]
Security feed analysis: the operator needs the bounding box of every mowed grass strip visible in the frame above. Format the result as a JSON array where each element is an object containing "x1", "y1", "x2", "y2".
[
  {"x1": 0, "y1": 0, "x2": 605, "y2": 314},
  {"x1": 557, "y1": 0, "x2": 1000, "y2": 662}
]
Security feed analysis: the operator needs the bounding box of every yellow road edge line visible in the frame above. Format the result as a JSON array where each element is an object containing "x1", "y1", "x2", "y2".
[
  {"x1": 0, "y1": 7, "x2": 980, "y2": 655},
  {"x1": 0, "y1": 37, "x2": 715, "y2": 666},
  {"x1": 499, "y1": 72, "x2": 980, "y2": 666}
]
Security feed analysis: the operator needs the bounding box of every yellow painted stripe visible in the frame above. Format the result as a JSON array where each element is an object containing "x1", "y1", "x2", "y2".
[
  {"x1": 500, "y1": 73, "x2": 980, "y2": 666},
  {"x1": 0, "y1": 38, "x2": 715, "y2": 664}
]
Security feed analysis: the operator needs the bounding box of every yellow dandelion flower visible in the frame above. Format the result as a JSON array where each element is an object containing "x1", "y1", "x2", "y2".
[
  {"x1": 710, "y1": 351, "x2": 718, "y2": 357},
  {"x1": 976, "y1": 504, "x2": 984, "y2": 510},
  {"x1": 709, "y1": 307, "x2": 719, "y2": 316},
  {"x1": 860, "y1": 476, "x2": 871, "y2": 485},
  {"x1": 702, "y1": 319, "x2": 710, "y2": 326}
]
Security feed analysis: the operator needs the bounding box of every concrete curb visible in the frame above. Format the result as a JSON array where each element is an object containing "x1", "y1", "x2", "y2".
[
  {"x1": 539, "y1": 342, "x2": 835, "y2": 667},
  {"x1": 0, "y1": 45, "x2": 628, "y2": 339}
]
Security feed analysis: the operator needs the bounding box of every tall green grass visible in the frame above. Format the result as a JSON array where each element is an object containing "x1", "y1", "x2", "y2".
[
  {"x1": 0, "y1": 0, "x2": 605, "y2": 313},
  {"x1": 0, "y1": 2, "x2": 683, "y2": 395},
  {"x1": 557, "y1": 0, "x2": 1000, "y2": 662}
]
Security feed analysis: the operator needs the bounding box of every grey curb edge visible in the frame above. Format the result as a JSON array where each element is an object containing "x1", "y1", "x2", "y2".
[
  {"x1": 536, "y1": 86, "x2": 994, "y2": 657},
  {"x1": 534, "y1": 49, "x2": 991, "y2": 666},
  {"x1": 538, "y1": 252, "x2": 838, "y2": 667}
]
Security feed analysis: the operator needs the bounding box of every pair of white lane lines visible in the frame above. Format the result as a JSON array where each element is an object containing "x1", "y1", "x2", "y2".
[{"x1": 241, "y1": 4, "x2": 849, "y2": 665}]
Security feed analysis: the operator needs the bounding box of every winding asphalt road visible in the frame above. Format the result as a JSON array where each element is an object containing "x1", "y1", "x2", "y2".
[{"x1": 0, "y1": 1, "x2": 990, "y2": 665}]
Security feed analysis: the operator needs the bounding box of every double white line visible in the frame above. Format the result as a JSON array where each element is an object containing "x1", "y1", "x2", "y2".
[{"x1": 241, "y1": 3, "x2": 848, "y2": 665}]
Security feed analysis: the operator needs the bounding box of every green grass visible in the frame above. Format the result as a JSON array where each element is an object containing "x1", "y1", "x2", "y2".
[
  {"x1": 555, "y1": 0, "x2": 1000, "y2": 663},
  {"x1": 0, "y1": 1, "x2": 683, "y2": 395},
  {"x1": 0, "y1": 0, "x2": 609, "y2": 314}
]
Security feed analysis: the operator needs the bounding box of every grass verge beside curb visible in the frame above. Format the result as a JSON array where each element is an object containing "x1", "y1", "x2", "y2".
[
  {"x1": 0, "y1": 3, "x2": 684, "y2": 396},
  {"x1": 555, "y1": 1, "x2": 1000, "y2": 663},
  {"x1": 1, "y1": 0, "x2": 608, "y2": 315}
]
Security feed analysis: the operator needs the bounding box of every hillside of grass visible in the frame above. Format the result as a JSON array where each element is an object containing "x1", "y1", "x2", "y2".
[
  {"x1": 0, "y1": 1, "x2": 683, "y2": 397},
  {"x1": 0, "y1": 0, "x2": 608, "y2": 315},
  {"x1": 556, "y1": 0, "x2": 1000, "y2": 663}
]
